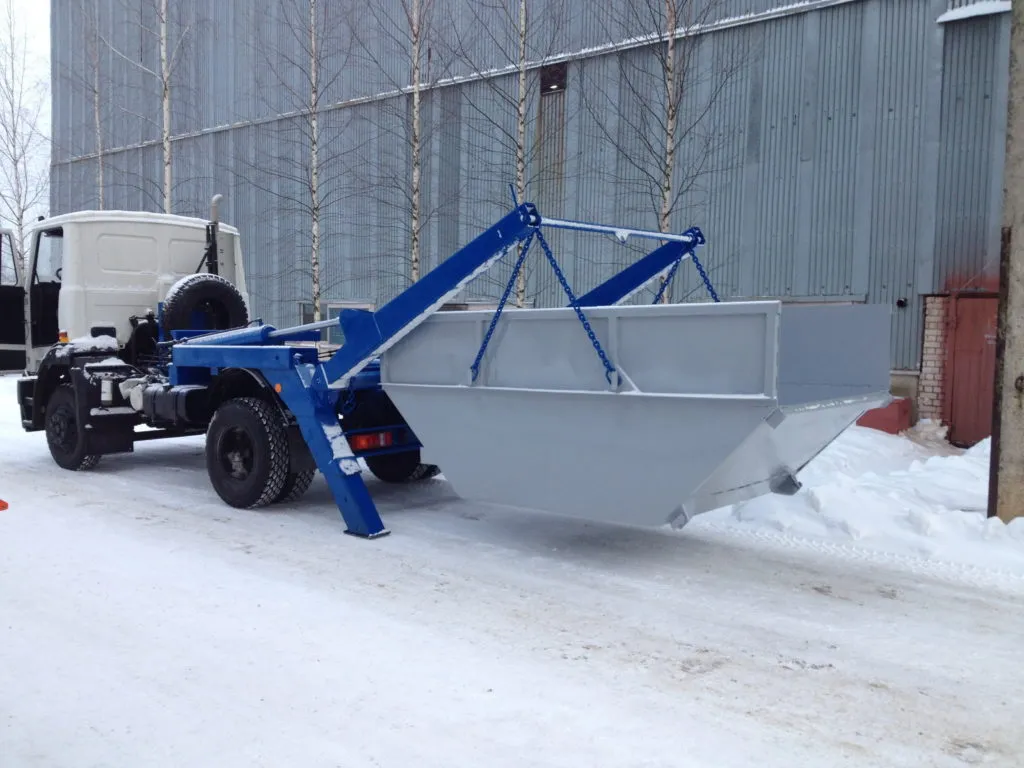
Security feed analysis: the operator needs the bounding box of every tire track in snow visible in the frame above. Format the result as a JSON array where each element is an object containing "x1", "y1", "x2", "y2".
[{"x1": 687, "y1": 520, "x2": 1024, "y2": 593}]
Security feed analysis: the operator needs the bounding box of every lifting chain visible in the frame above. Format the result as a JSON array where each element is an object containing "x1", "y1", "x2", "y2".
[
  {"x1": 534, "y1": 229, "x2": 618, "y2": 385},
  {"x1": 469, "y1": 232, "x2": 535, "y2": 383},
  {"x1": 651, "y1": 244, "x2": 720, "y2": 305},
  {"x1": 652, "y1": 256, "x2": 684, "y2": 304},
  {"x1": 692, "y1": 250, "x2": 720, "y2": 303}
]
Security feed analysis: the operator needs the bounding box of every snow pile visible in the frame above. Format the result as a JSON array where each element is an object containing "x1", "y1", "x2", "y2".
[{"x1": 696, "y1": 425, "x2": 1024, "y2": 573}]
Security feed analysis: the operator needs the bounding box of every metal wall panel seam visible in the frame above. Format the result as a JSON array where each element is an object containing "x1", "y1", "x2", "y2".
[
  {"x1": 987, "y1": 14, "x2": 1012, "y2": 272},
  {"x1": 684, "y1": 34, "x2": 716, "y2": 299},
  {"x1": 794, "y1": 9, "x2": 820, "y2": 297},
  {"x1": 563, "y1": 61, "x2": 588, "y2": 292},
  {"x1": 427, "y1": 93, "x2": 442, "y2": 277},
  {"x1": 740, "y1": 25, "x2": 765, "y2": 298},
  {"x1": 851, "y1": 0, "x2": 879, "y2": 296},
  {"x1": 915, "y1": 0, "x2": 948, "y2": 295}
]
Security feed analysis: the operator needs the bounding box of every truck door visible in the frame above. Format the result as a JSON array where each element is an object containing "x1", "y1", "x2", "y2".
[
  {"x1": 26, "y1": 227, "x2": 63, "y2": 371},
  {"x1": 0, "y1": 229, "x2": 26, "y2": 371}
]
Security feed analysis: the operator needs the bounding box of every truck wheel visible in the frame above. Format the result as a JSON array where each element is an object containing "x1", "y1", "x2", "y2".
[
  {"x1": 45, "y1": 384, "x2": 101, "y2": 471},
  {"x1": 342, "y1": 394, "x2": 441, "y2": 484},
  {"x1": 206, "y1": 397, "x2": 289, "y2": 508},
  {"x1": 274, "y1": 468, "x2": 316, "y2": 504},
  {"x1": 162, "y1": 273, "x2": 248, "y2": 336},
  {"x1": 365, "y1": 452, "x2": 440, "y2": 484}
]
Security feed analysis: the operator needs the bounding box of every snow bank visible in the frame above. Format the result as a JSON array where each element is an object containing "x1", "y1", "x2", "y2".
[{"x1": 695, "y1": 425, "x2": 1024, "y2": 573}]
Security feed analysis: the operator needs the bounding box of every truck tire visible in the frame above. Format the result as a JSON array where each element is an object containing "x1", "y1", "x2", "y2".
[
  {"x1": 44, "y1": 384, "x2": 101, "y2": 471},
  {"x1": 162, "y1": 273, "x2": 248, "y2": 336},
  {"x1": 365, "y1": 452, "x2": 440, "y2": 484},
  {"x1": 206, "y1": 396, "x2": 289, "y2": 508},
  {"x1": 274, "y1": 468, "x2": 316, "y2": 504}
]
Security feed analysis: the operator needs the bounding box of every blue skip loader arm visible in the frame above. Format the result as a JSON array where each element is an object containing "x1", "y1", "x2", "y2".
[
  {"x1": 172, "y1": 202, "x2": 542, "y2": 539},
  {"x1": 571, "y1": 226, "x2": 707, "y2": 307},
  {"x1": 316, "y1": 202, "x2": 540, "y2": 390},
  {"x1": 489, "y1": 211, "x2": 711, "y2": 310}
]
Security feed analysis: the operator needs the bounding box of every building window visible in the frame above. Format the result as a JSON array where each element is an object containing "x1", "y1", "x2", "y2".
[
  {"x1": 540, "y1": 62, "x2": 567, "y2": 93},
  {"x1": 535, "y1": 62, "x2": 567, "y2": 232}
]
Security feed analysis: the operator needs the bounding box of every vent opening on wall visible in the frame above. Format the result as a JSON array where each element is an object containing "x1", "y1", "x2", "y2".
[{"x1": 540, "y1": 62, "x2": 567, "y2": 93}]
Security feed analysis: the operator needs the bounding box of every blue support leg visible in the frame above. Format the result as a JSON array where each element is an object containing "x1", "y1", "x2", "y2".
[{"x1": 274, "y1": 368, "x2": 389, "y2": 538}]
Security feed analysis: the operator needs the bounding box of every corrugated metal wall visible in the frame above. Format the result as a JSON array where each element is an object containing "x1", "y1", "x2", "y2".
[{"x1": 49, "y1": 0, "x2": 1010, "y2": 371}]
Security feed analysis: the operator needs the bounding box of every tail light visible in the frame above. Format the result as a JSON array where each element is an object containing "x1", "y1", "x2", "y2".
[{"x1": 348, "y1": 431, "x2": 394, "y2": 452}]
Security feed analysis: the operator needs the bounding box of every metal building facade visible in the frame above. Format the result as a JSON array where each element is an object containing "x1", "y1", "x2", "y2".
[{"x1": 48, "y1": 0, "x2": 1010, "y2": 371}]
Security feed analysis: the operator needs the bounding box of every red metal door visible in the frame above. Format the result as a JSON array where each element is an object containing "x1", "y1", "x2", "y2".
[{"x1": 948, "y1": 296, "x2": 998, "y2": 446}]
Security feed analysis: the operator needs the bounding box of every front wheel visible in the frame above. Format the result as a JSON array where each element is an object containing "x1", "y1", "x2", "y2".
[
  {"x1": 45, "y1": 384, "x2": 101, "y2": 471},
  {"x1": 206, "y1": 397, "x2": 290, "y2": 508}
]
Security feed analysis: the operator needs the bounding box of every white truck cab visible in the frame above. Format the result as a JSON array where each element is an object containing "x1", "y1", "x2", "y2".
[{"x1": 11, "y1": 202, "x2": 248, "y2": 374}]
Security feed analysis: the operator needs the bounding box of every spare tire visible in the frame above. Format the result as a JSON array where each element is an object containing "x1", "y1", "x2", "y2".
[{"x1": 162, "y1": 272, "x2": 248, "y2": 336}]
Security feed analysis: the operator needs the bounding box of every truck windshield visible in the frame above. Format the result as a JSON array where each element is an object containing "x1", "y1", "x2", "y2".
[{"x1": 34, "y1": 230, "x2": 63, "y2": 283}]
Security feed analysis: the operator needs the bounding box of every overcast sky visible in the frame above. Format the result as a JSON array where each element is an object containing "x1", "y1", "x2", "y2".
[{"x1": 14, "y1": 0, "x2": 52, "y2": 137}]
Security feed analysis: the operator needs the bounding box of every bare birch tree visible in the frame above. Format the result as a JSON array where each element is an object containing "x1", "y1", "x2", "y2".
[
  {"x1": 156, "y1": 0, "x2": 172, "y2": 211},
  {"x1": 439, "y1": 0, "x2": 572, "y2": 307},
  {"x1": 231, "y1": 0, "x2": 366, "y2": 323},
  {"x1": 581, "y1": 0, "x2": 742, "y2": 302},
  {"x1": 403, "y1": 0, "x2": 432, "y2": 283},
  {"x1": 352, "y1": 0, "x2": 450, "y2": 293},
  {"x1": 86, "y1": 0, "x2": 105, "y2": 208},
  {"x1": 100, "y1": 0, "x2": 192, "y2": 213},
  {"x1": 52, "y1": 0, "x2": 108, "y2": 209},
  {"x1": 0, "y1": 0, "x2": 49, "y2": 265}
]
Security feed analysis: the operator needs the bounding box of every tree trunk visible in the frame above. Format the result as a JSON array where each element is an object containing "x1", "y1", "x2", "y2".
[
  {"x1": 93, "y1": 42, "x2": 104, "y2": 209},
  {"x1": 514, "y1": 0, "x2": 528, "y2": 307},
  {"x1": 309, "y1": 0, "x2": 322, "y2": 321},
  {"x1": 409, "y1": 0, "x2": 422, "y2": 284},
  {"x1": 160, "y1": 0, "x2": 172, "y2": 213},
  {"x1": 658, "y1": 0, "x2": 678, "y2": 303}
]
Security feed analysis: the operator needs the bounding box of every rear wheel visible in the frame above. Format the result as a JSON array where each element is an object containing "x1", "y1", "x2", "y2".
[
  {"x1": 365, "y1": 453, "x2": 440, "y2": 483},
  {"x1": 45, "y1": 384, "x2": 101, "y2": 471},
  {"x1": 206, "y1": 397, "x2": 289, "y2": 508},
  {"x1": 274, "y1": 468, "x2": 316, "y2": 504},
  {"x1": 341, "y1": 394, "x2": 440, "y2": 484}
]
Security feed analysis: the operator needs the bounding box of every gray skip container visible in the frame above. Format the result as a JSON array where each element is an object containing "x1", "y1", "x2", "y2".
[{"x1": 379, "y1": 299, "x2": 892, "y2": 529}]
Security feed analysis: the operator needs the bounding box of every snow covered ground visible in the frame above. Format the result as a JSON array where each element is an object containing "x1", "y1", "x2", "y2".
[
  {"x1": 2, "y1": 372, "x2": 1023, "y2": 767},
  {"x1": 694, "y1": 422, "x2": 1024, "y2": 580}
]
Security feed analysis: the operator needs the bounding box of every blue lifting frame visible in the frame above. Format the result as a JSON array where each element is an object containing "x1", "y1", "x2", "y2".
[
  {"x1": 168, "y1": 200, "x2": 715, "y2": 539},
  {"x1": 171, "y1": 203, "x2": 541, "y2": 538}
]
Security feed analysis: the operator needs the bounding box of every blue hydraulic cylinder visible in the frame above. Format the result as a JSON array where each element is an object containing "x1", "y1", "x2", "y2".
[
  {"x1": 178, "y1": 322, "x2": 327, "y2": 348},
  {"x1": 575, "y1": 227, "x2": 705, "y2": 307},
  {"x1": 178, "y1": 324, "x2": 276, "y2": 346},
  {"x1": 314, "y1": 202, "x2": 541, "y2": 390}
]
